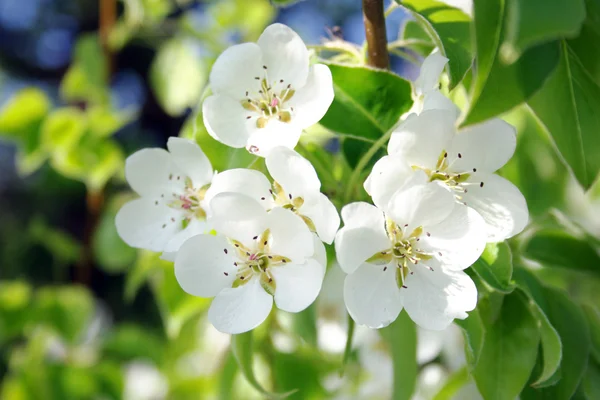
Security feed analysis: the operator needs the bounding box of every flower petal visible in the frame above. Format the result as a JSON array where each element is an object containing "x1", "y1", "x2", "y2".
[
  {"x1": 271, "y1": 258, "x2": 325, "y2": 313},
  {"x1": 204, "y1": 169, "x2": 273, "y2": 213},
  {"x1": 301, "y1": 193, "x2": 340, "y2": 244},
  {"x1": 174, "y1": 234, "x2": 236, "y2": 298},
  {"x1": 335, "y1": 228, "x2": 390, "y2": 275},
  {"x1": 160, "y1": 218, "x2": 209, "y2": 261},
  {"x1": 312, "y1": 234, "x2": 327, "y2": 267},
  {"x1": 287, "y1": 64, "x2": 334, "y2": 128},
  {"x1": 461, "y1": 173, "x2": 529, "y2": 241},
  {"x1": 387, "y1": 181, "x2": 456, "y2": 230},
  {"x1": 257, "y1": 23, "x2": 309, "y2": 89},
  {"x1": 419, "y1": 204, "x2": 486, "y2": 270},
  {"x1": 266, "y1": 207, "x2": 314, "y2": 262},
  {"x1": 364, "y1": 155, "x2": 414, "y2": 210},
  {"x1": 388, "y1": 109, "x2": 456, "y2": 169},
  {"x1": 246, "y1": 119, "x2": 303, "y2": 157},
  {"x1": 209, "y1": 192, "x2": 268, "y2": 248},
  {"x1": 202, "y1": 94, "x2": 253, "y2": 148},
  {"x1": 115, "y1": 198, "x2": 184, "y2": 252},
  {"x1": 422, "y1": 90, "x2": 460, "y2": 117},
  {"x1": 208, "y1": 277, "x2": 273, "y2": 334},
  {"x1": 166, "y1": 137, "x2": 213, "y2": 188},
  {"x1": 265, "y1": 146, "x2": 320, "y2": 200},
  {"x1": 125, "y1": 148, "x2": 185, "y2": 197},
  {"x1": 344, "y1": 263, "x2": 403, "y2": 329},
  {"x1": 401, "y1": 264, "x2": 477, "y2": 331},
  {"x1": 209, "y1": 42, "x2": 263, "y2": 100},
  {"x1": 340, "y1": 201, "x2": 385, "y2": 231},
  {"x1": 414, "y1": 52, "x2": 448, "y2": 95},
  {"x1": 447, "y1": 118, "x2": 516, "y2": 174}
]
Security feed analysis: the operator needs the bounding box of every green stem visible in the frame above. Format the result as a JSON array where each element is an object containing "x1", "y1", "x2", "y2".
[
  {"x1": 308, "y1": 43, "x2": 363, "y2": 63},
  {"x1": 341, "y1": 315, "x2": 355, "y2": 375}
]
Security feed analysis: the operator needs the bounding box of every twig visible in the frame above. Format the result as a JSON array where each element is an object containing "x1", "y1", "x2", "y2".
[{"x1": 362, "y1": 0, "x2": 390, "y2": 69}]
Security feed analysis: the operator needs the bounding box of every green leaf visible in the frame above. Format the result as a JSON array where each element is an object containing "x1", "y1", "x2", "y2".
[
  {"x1": 318, "y1": 63, "x2": 413, "y2": 166},
  {"x1": 583, "y1": 361, "x2": 600, "y2": 399},
  {"x1": 219, "y1": 351, "x2": 238, "y2": 400},
  {"x1": 455, "y1": 309, "x2": 485, "y2": 370},
  {"x1": 528, "y1": 41, "x2": 600, "y2": 189},
  {"x1": 567, "y1": 0, "x2": 600, "y2": 89},
  {"x1": 399, "y1": 0, "x2": 472, "y2": 89},
  {"x1": 523, "y1": 229, "x2": 600, "y2": 275},
  {"x1": 0, "y1": 88, "x2": 50, "y2": 136},
  {"x1": 473, "y1": 291, "x2": 540, "y2": 400},
  {"x1": 401, "y1": 20, "x2": 435, "y2": 56},
  {"x1": 432, "y1": 367, "x2": 470, "y2": 400},
  {"x1": 87, "y1": 107, "x2": 135, "y2": 138},
  {"x1": 41, "y1": 108, "x2": 87, "y2": 155},
  {"x1": 150, "y1": 39, "x2": 205, "y2": 116},
  {"x1": 92, "y1": 196, "x2": 137, "y2": 273},
  {"x1": 500, "y1": 0, "x2": 585, "y2": 63},
  {"x1": 125, "y1": 251, "x2": 163, "y2": 302},
  {"x1": 34, "y1": 286, "x2": 94, "y2": 344},
  {"x1": 289, "y1": 304, "x2": 317, "y2": 347},
  {"x1": 513, "y1": 267, "x2": 563, "y2": 387},
  {"x1": 231, "y1": 331, "x2": 296, "y2": 399},
  {"x1": 461, "y1": 0, "x2": 560, "y2": 127},
  {"x1": 380, "y1": 310, "x2": 418, "y2": 400},
  {"x1": 102, "y1": 324, "x2": 165, "y2": 365},
  {"x1": 583, "y1": 305, "x2": 600, "y2": 363},
  {"x1": 471, "y1": 242, "x2": 515, "y2": 293},
  {"x1": 0, "y1": 281, "x2": 32, "y2": 343}
]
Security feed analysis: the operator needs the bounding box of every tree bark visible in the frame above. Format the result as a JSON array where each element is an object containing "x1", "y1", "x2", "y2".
[{"x1": 362, "y1": 0, "x2": 390, "y2": 69}]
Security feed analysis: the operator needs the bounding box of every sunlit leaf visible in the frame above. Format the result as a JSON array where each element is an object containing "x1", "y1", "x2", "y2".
[{"x1": 471, "y1": 242, "x2": 515, "y2": 293}]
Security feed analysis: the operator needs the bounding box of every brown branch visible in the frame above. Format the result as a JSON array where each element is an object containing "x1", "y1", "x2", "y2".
[
  {"x1": 99, "y1": 0, "x2": 117, "y2": 75},
  {"x1": 362, "y1": 0, "x2": 390, "y2": 69}
]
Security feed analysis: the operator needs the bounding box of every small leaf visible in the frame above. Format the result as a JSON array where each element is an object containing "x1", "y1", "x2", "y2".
[
  {"x1": 471, "y1": 242, "x2": 515, "y2": 293},
  {"x1": 399, "y1": 0, "x2": 472, "y2": 89},
  {"x1": 0, "y1": 88, "x2": 50, "y2": 136},
  {"x1": 231, "y1": 331, "x2": 296, "y2": 399},
  {"x1": 583, "y1": 305, "x2": 600, "y2": 364},
  {"x1": 401, "y1": 20, "x2": 435, "y2": 56},
  {"x1": 568, "y1": 0, "x2": 600, "y2": 88},
  {"x1": 380, "y1": 310, "x2": 418, "y2": 400},
  {"x1": 583, "y1": 361, "x2": 600, "y2": 399},
  {"x1": 0, "y1": 281, "x2": 32, "y2": 343},
  {"x1": 150, "y1": 39, "x2": 205, "y2": 116},
  {"x1": 500, "y1": 0, "x2": 585, "y2": 63},
  {"x1": 41, "y1": 108, "x2": 87, "y2": 154},
  {"x1": 528, "y1": 41, "x2": 600, "y2": 189},
  {"x1": 473, "y1": 290, "x2": 540, "y2": 400}
]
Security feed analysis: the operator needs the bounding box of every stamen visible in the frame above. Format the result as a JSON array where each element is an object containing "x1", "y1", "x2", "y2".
[
  {"x1": 480, "y1": 182, "x2": 484, "y2": 187},
  {"x1": 224, "y1": 249, "x2": 228, "y2": 254},
  {"x1": 458, "y1": 153, "x2": 462, "y2": 158},
  {"x1": 224, "y1": 272, "x2": 229, "y2": 276}
]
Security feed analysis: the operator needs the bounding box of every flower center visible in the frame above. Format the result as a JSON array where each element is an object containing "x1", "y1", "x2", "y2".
[
  {"x1": 226, "y1": 230, "x2": 291, "y2": 295},
  {"x1": 268, "y1": 181, "x2": 316, "y2": 233},
  {"x1": 241, "y1": 65, "x2": 296, "y2": 130},
  {"x1": 367, "y1": 218, "x2": 436, "y2": 290},
  {"x1": 158, "y1": 174, "x2": 209, "y2": 230},
  {"x1": 421, "y1": 150, "x2": 485, "y2": 205}
]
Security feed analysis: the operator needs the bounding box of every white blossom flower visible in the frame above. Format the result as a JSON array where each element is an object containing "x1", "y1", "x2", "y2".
[
  {"x1": 335, "y1": 175, "x2": 486, "y2": 330},
  {"x1": 413, "y1": 51, "x2": 457, "y2": 115},
  {"x1": 202, "y1": 23, "x2": 334, "y2": 156},
  {"x1": 204, "y1": 146, "x2": 340, "y2": 244},
  {"x1": 365, "y1": 110, "x2": 529, "y2": 241},
  {"x1": 123, "y1": 361, "x2": 168, "y2": 400},
  {"x1": 174, "y1": 192, "x2": 326, "y2": 334},
  {"x1": 115, "y1": 137, "x2": 214, "y2": 261}
]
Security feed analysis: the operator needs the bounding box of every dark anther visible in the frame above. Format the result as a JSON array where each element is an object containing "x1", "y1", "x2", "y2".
[
  {"x1": 404, "y1": 224, "x2": 408, "y2": 227},
  {"x1": 155, "y1": 201, "x2": 158, "y2": 205},
  {"x1": 264, "y1": 241, "x2": 268, "y2": 245},
  {"x1": 240, "y1": 276, "x2": 245, "y2": 280},
  {"x1": 426, "y1": 232, "x2": 431, "y2": 237},
  {"x1": 402, "y1": 285, "x2": 408, "y2": 289},
  {"x1": 268, "y1": 256, "x2": 272, "y2": 259},
  {"x1": 473, "y1": 168, "x2": 477, "y2": 172},
  {"x1": 444, "y1": 152, "x2": 448, "y2": 158},
  {"x1": 458, "y1": 153, "x2": 462, "y2": 158},
  {"x1": 162, "y1": 224, "x2": 166, "y2": 228},
  {"x1": 234, "y1": 262, "x2": 237, "y2": 266},
  {"x1": 263, "y1": 65, "x2": 267, "y2": 69},
  {"x1": 246, "y1": 252, "x2": 250, "y2": 256},
  {"x1": 269, "y1": 278, "x2": 273, "y2": 282},
  {"x1": 245, "y1": 91, "x2": 249, "y2": 96},
  {"x1": 280, "y1": 79, "x2": 284, "y2": 83},
  {"x1": 169, "y1": 174, "x2": 173, "y2": 180},
  {"x1": 224, "y1": 249, "x2": 228, "y2": 254},
  {"x1": 269, "y1": 189, "x2": 273, "y2": 194},
  {"x1": 253, "y1": 236, "x2": 258, "y2": 240},
  {"x1": 254, "y1": 77, "x2": 260, "y2": 80},
  {"x1": 464, "y1": 189, "x2": 468, "y2": 193},
  {"x1": 480, "y1": 182, "x2": 484, "y2": 187},
  {"x1": 261, "y1": 197, "x2": 265, "y2": 200},
  {"x1": 171, "y1": 217, "x2": 175, "y2": 222},
  {"x1": 247, "y1": 99, "x2": 251, "y2": 102},
  {"x1": 282, "y1": 259, "x2": 287, "y2": 263},
  {"x1": 246, "y1": 116, "x2": 251, "y2": 119},
  {"x1": 177, "y1": 176, "x2": 180, "y2": 180},
  {"x1": 258, "y1": 90, "x2": 263, "y2": 94},
  {"x1": 288, "y1": 194, "x2": 292, "y2": 200},
  {"x1": 224, "y1": 272, "x2": 229, "y2": 276},
  {"x1": 438, "y1": 252, "x2": 442, "y2": 256},
  {"x1": 383, "y1": 266, "x2": 387, "y2": 271}
]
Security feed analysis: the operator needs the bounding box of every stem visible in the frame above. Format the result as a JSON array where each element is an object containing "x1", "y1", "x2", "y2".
[
  {"x1": 340, "y1": 315, "x2": 355, "y2": 375},
  {"x1": 77, "y1": 190, "x2": 104, "y2": 286},
  {"x1": 362, "y1": 0, "x2": 390, "y2": 69},
  {"x1": 99, "y1": 0, "x2": 116, "y2": 74}
]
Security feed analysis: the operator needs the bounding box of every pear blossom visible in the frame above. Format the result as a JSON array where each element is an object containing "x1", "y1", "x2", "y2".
[
  {"x1": 335, "y1": 174, "x2": 486, "y2": 330},
  {"x1": 202, "y1": 23, "x2": 334, "y2": 156},
  {"x1": 413, "y1": 51, "x2": 457, "y2": 116},
  {"x1": 373, "y1": 109, "x2": 529, "y2": 241},
  {"x1": 174, "y1": 192, "x2": 326, "y2": 334},
  {"x1": 115, "y1": 137, "x2": 214, "y2": 261},
  {"x1": 204, "y1": 146, "x2": 340, "y2": 244}
]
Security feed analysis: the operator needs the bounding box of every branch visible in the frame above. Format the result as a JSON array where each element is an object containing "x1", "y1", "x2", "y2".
[{"x1": 362, "y1": 0, "x2": 390, "y2": 69}]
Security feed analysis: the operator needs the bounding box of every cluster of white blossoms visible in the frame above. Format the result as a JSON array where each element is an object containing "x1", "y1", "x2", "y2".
[{"x1": 116, "y1": 23, "x2": 528, "y2": 334}]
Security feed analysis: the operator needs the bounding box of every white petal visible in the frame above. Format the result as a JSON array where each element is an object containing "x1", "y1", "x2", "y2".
[
  {"x1": 417, "y1": 327, "x2": 446, "y2": 364},
  {"x1": 388, "y1": 109, "x2": 456, "y2": 169},
  {"x1": 364, "y1": 155, "x2": 414, "y2": 210},
  {"x1": 208, "y1": 277, "x2": 273, "y2": 334},
  {"x1": 246, "y1": 120, "x2": 303, "y2": 157},
  {"x1": 204, "y1": 169, "x2": 273, "y2": 213},
  {"x1": 419, "y1": 204, "x2": 486, "y2": 270},
  {"x1": 387, "y1": 181, "x2": 455, "y2": 230},
  {"x1": 311, "y1": 234, "x2": 327, "y2": 267},
  {"x1": 266, "y1": 207, "x2": 313, "y2": 262},
  {"x1": 344, "y1": 263, "x2": 403, "y2": 329},
  {"x1": 265, "y1": 146, "x2": 320, "y2": 200},
  {"x1": 448, "y1": 118, "x2": 516, "y2": 174},
  {"x1": 301, "y1": 193, "x2": 340, "y2": 244},
  {"x1": 115, "y1": 198, "x2": 184, "y2": 252},
  {"x1": 415, "y1": 52, "x2": 448, "y2": 95},
  {"x1": 422, "y1": 90, "x2": 460, "y2": 118},
  {"x1": 202, "y1": 94, "x2": 253, "y2": 148},
  {"x1": 340, "y1": 201, "x2": 385, "y2": 231},
  {"x1": 174, "y1": 234, "x2": 236, "y2": 298},
  {"x1": 271, "y1": 258, "x2": 325, "y2": 313},
  {"x1": 209, "y1": 192, "x2": 268, "y2": 248},
  {"x1": 287, "y1": 64, "x2": 334, "y2": 128},
  {"x1": 401, "y1": 265, "x2": 477, "y2": 331},
  {"x1": 160, "y1": 218, "x2": 209, "y2": 261},
  {"x1": 334, "y1": 227, "x2": 390, "y2": 275},
  {"x1": 166, "y1": 137, "x2": 213, "y2": 188},
  {"x1": 257, "y1": 23, "x2": 309, "y2": 89},
  {"x1": 125, "y1": 148, "x2": 185, "y2": 197},
  {"x1": 209, "y1": 42, "x2": 263, "y2": 100},
  {"x1": 461, "y1": 173, "x2": 529, "y2": 241}
]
